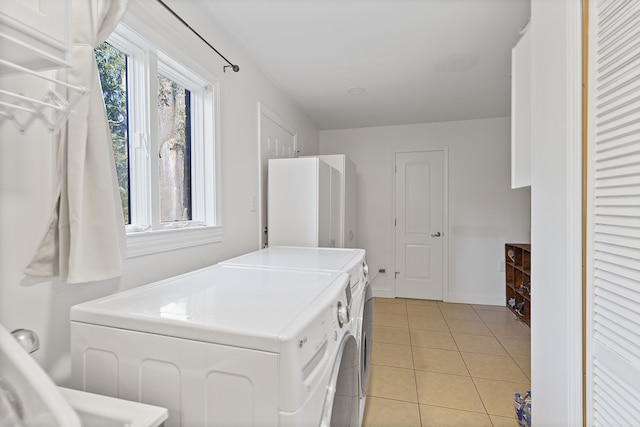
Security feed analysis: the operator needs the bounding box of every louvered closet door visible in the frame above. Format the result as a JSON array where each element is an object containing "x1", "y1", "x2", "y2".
[{"x1": 586, "y1": 0, "x2": 640, "y2": 425}]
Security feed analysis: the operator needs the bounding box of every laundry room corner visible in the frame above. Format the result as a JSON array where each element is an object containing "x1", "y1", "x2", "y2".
[{"x1": 320, "y1": 118, "x2": 531, "y2": 303}]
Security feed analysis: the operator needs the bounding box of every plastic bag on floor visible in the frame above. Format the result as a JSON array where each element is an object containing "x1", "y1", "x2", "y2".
[{"x1": 514, "y1": 391, "x2": 531, "y2": 426}]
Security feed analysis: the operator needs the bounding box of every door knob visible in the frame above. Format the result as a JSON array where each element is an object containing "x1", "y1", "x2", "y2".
[{"x1": 430, "y1": 232, "x2": 442, "y2": 237}]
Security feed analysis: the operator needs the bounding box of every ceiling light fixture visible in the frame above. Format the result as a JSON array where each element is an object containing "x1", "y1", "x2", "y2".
[{"x1": 347, "y1": 87, "x2": 366, "y2": 95}]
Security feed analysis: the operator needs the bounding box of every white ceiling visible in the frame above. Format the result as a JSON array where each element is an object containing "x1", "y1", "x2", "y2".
[{"x1": 198, "y1": 0, "x2": 530, "y2": 130}]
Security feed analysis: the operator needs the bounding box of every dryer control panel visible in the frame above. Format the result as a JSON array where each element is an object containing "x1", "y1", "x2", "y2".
[
  {"x1": 347, "y1": 258, "x2": 369, "y2": 291},
  {"x1": 278, "y1": 274, "x2": 352, "y2": 413}
]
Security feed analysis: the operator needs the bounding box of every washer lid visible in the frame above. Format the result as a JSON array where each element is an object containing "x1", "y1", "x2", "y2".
[
  {"x1": 221, "y1": 246, "x2": 365, "y2": 276},
  {"x1": 70, "y1": 265, "x2": 349, "y2": 353}
]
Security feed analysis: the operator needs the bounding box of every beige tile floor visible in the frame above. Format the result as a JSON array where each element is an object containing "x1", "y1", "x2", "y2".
[{"x1": 363, "y1": 298, "x2": 530, "y2": 427}]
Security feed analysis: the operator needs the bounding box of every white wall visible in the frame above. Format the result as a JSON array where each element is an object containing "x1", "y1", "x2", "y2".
[
  {"x1": 530, "y1": 0, "x2": 583, "y2": 424},
  {"x1": 320, "y1": 117, "x2": 531, "y2": 305},
  {"x1": 0, "y1": 0, "x2": 318, "y2": 384}
]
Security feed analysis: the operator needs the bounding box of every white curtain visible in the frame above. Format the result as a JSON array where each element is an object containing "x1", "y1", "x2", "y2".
[{"x1": 25, "y1": 0, "x2": 129, "y2": 283}]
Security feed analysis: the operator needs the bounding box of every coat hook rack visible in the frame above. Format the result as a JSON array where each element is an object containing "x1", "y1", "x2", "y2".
[{"x1": 156, "y1": 0, "x2": 240, "y2": 74}]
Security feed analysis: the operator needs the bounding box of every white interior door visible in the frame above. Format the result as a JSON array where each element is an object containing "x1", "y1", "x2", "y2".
[
  {"x1": 258, "y1": 104, "x2": 297, "y2": 248},
  {"x1": 395, "y1": 150, "x2": 445, "y2": 300}
]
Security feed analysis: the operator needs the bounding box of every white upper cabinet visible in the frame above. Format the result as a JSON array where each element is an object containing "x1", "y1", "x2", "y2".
[
  {"x1": 511, "y1": 23, "x2": 532, "y2": 189},
  {"x1": 0, "y1": 0, "x2": 69, "y2": 73},
  {"x1": 268, "y1": 157, "x2": 340, "y2": 248}
]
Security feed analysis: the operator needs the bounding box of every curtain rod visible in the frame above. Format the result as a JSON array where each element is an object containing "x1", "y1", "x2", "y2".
[{"x1": 156, "y1": 0, "x2": 240, "y2": 73}]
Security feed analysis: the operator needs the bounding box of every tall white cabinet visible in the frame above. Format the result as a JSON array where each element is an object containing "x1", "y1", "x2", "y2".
[
  {"x1": 307, "y1": 154, "x2": 357, "y2": 248},
  {"x1": 268, "y1": 157, "x2": 341, "y2": 247}
]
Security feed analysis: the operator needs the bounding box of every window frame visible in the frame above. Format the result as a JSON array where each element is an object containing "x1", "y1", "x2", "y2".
[{"x1": 103, "y1": 22, "x2": 222, "y2": 258}]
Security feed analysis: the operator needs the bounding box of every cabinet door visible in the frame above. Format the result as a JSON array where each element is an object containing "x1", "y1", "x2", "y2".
[
  {"x1": 511, "y1": 26, "x2": 532, "y2": 188},
  {"x1": 268, "y1": 158, "x2": 322, "y2": 247},
  {"x1": 0, "y1": 0, "x2": 69, "y2": 71},
  {"x1": 328, "y1": 165, "x2": 341, "y2": 248},
  {"x1": 314, "y1": 154, "x2": 347, "y2": 247},
  {"x1": 310, "y1": 154, "x2": 358, "y2": 248}
]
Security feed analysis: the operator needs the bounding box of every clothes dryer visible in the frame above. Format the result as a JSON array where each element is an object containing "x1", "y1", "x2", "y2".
[
  {"x1": 221, "y1": 246, "x2": 373, "y2": 424},
  {"x1": 70, "y1": 265, "x2": 359, "y2": 427}
]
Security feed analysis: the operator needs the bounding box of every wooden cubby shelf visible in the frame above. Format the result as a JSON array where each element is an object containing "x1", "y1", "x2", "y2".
[{"x1": 505, "y1": 243, "x2": 531, "y2": 326}]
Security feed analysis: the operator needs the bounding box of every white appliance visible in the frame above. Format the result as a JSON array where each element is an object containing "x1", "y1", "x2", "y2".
[
  {"x1": 303, "y1": 155, "x2": 357, "y2": 248},
  {"x1": 221, "y1": 246, "x2": 373, "y2": 425},
  {"x1": 70, "y1": 265, "x2": 360, "y2": 427},
  {"x1": 268, "y1": 157, "x2": 341, "y2": 248},
  {"x1": 0, "y1": 324, "x2": 168, "y2": 427}
]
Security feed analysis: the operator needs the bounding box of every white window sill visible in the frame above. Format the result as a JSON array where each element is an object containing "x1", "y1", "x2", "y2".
[{"x1": 126, "y1": 225, "x2": 223, "y2": 258}]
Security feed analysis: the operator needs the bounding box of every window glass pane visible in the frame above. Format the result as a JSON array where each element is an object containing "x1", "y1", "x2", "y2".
[
  {"x1": 158, "y1": 74, "x2": 192, "y2": 222},
  {"x1": 95, "y1": 42, "x2": 130, "y2": 224}
]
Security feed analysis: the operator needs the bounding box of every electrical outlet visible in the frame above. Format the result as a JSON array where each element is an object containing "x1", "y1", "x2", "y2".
[{"x1": 499, "y1": 261, "x2": 505, "y2": 272}]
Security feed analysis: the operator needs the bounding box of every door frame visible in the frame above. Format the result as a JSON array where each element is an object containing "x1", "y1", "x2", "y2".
[
  {"x1": 391, "y1": 148, "x2": 449, "y2": 300},
  {"x1": 257, "y1": 102, "x2": 298, "y2": 248}
]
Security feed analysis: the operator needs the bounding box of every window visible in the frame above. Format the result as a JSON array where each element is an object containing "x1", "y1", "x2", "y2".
[
  {"x1": 96, "y1": 24, "x2": 221, "y2": 257},
  {"x1": 157, "y1": 73, "x2": 192, "y2": 223},
  {"x1": 95, "y1": 41, "x2": 130, "y2": 223}
]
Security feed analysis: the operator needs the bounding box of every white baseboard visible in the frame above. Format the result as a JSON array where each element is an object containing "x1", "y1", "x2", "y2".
[
  {"x1": 372, "y1": 288, "x2": 394, "y2": 299},
  {"x1": 372, "y1": 289, "x2": 504, "y2": 306},
  {"x1": 444, "y1": 292, "x2": 504, "y2": 306}
]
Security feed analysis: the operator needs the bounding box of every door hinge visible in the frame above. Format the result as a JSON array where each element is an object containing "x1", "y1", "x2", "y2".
[{"x1": 394, "y1": 219, "x2": 397, "y2": 226}]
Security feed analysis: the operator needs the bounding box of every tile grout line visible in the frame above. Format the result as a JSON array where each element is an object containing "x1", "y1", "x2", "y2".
[
  {"x1": 473, "y1": 304, "x2": 532, "y2": 384},
  {"x1": 471, "y1": 305, "x2": 530, "y2": 424},
  {"x1": 405, "y1": 303, "x2": 424, "y2": 426},
  {"x1": 454, "y1": 309, "x2": 492, "y2": 420}
]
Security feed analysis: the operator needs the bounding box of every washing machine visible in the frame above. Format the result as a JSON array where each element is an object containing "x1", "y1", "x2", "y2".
[
  {"x1": 70, "y1": 264, "x2": 360, "y2": 427},
  {"x1": 220, "y1": 246, "x2": 373, "y2": 424}
]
